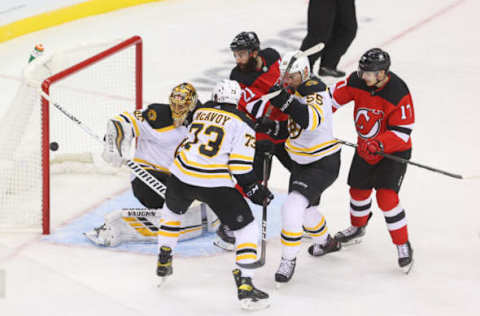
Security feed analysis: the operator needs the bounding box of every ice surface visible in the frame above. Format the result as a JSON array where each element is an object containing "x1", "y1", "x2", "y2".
[{"x1": 0, "y1": 0, "x2": 479, "y2": 315}]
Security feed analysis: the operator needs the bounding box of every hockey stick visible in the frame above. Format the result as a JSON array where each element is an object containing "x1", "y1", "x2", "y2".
[
  {"x1": 337, "y1": 139, "x2": 466, "y2": 180},
  {"x1": 261, "y1": 42, "x2": 325, "y2": 103},
  {"x1": 236, "y1": 152, "x2": 272, "y2": 269},
  {"x1": 40, "y1": 91, "x2": 167, "y2": 198}
]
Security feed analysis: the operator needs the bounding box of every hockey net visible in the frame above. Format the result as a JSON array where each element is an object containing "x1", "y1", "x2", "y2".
[{"x1": 0, "y1": 36, "x2": 143, "y2": 234}]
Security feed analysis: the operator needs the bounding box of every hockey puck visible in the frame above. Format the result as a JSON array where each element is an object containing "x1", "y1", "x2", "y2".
[{"x1": 49, "y1": 141, "x2": 59, "y2": 151}]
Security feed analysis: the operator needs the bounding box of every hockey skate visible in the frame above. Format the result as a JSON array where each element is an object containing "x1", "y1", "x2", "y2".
[
  {"x1": 156, "y1": 246, "x2": 173, "y2": 286},
  {"x1": 308, "y1": 234, "x2": 342, "y2": 257},
  {"x1": 274, "y1": 257, "x2": 296, "y2": 287},
  {"x1": 397, "y1": 241, "x2": 414, "y2": 274},
  {"x1": 335, "y1": 213, "x2": 372, "y2": 246},
  {"x1": 232, "y1": 269, "x2": 269, "y2": 310},
  {"x1": 334, "y1": 225, "x2": 366, "y2": 246},
  {"x1": 213, "y1": 224, "x2": 235, "y2": 251}
]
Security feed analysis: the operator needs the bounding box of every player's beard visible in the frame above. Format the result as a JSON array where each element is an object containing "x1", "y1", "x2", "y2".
[{"x1": 237, "y1": 56, "x2": 257, "y2": 72}]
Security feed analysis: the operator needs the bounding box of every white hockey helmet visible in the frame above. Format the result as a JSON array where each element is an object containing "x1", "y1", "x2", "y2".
[
  {"x1": 279, "y1": 51, "x2": 311, "y2": 82},
  {"x1": 211, "y1": 79, "x2": 242, "y2": 105}
]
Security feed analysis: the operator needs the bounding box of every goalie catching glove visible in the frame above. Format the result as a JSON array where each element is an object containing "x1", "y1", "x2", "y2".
[{"x1": 101, "y1": 118, "x2": 134, "y2": 168}]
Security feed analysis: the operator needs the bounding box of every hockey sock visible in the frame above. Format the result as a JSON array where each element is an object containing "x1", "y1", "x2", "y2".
[
  {"x1": 349, "y1": 188, "x2": 373, "y2": 227},
  {"x1": 157, "y1": 206, "x2": 184, "y2": 252},
  {"x1": 281, "y1": 191, "x2": 308, "y2": 260},
  {"x1": 303, "y1": 206, "x2": 329, "y2": 245},
  {"x1": 233, "y1": 221, "x2": 259, "y2": 278},
  {"x1": 376, "y1": 189, "x2": 408, "y2": 245}
]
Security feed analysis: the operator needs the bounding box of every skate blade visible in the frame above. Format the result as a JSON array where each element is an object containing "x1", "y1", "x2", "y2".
[
  {"x1": 275, "y1": 282, "x2": 284, "y2": 289},
  {"x1": 213, "y1": 238, "x2": 235, "y2": 251},
  {"x1": 240, "y1": 298, "x2": 270, "y2": 310},
  {"x1": 401, "y1": 259, "x2": 414, "y2": 275},
  {"x1": 157, "y1": 276, "x2": 169, "y2": 288},
  {"x1": 340, "y1": 238, "x2": 363, "y2": 247}
]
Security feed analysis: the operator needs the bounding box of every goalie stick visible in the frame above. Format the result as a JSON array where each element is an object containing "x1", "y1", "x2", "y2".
[
  {"x1": 237, "y1": 153, "x2": 272, "y2": 269},
  {"x1": 336, "y1": 139, "x2": 472, "y2": 180},
  {"x1": 40, "y1": 90, "x2": 167, "y2": 198}
]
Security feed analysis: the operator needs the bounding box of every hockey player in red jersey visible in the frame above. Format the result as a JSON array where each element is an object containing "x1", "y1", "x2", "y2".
[
  {"x1": 332, "y1": 48, "x2": 414, "y2": 272},
  {"x1": 229, "y1": 32, "x2": 292, "y2": 180}
]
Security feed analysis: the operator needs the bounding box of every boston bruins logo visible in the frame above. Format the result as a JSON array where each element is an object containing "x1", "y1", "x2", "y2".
[
  {"x1": 147, "y1": 109, "x2": 157, "y2": 121},
  {"x1": 288, "y1": 117, "x2": 302, "y2": 139}
]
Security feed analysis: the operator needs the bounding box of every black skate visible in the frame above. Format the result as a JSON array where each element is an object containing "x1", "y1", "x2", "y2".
[
  {"x1": 213, "y1": 224, "x2": 235, "y2": 251},
  {"x1": 308, "y1": 234, "x2": 342, "y2": 257},
  {"x1": 232, "y1": 269, "x2": 269, "y2": 310},
  {"x1": 335, "y1": 213, "x2": 372, "y2": 246},
  {"x1": 274, "y1": 257, "x2": 296, "y2": 286},
  {"x1": 397, "y1": 241, "x2": 414, "y2": 274},
  {"x1": 156, "y1": 246, "x2": 172, "y2": 286}
]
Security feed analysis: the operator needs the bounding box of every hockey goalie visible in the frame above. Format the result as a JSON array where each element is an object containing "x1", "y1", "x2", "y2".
[{"x1": 84, "y1": 83, "x2": 234, "y2": 249}]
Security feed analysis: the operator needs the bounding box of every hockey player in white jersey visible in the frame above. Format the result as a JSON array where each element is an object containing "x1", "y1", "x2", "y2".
[
  {"x1": 156, "y1": 79, "x2": 273, "y2": 310},
  {"x1": 260, "y1": 51, "x2": 342, "y2": 284},
  {"x1": 84, "y1": 83, "x2": 220, "y2": 247}
]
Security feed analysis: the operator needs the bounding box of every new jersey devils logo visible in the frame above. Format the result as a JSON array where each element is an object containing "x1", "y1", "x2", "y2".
[{"x1": 355, "y1": 108, "x2": 384, "y2": 139}]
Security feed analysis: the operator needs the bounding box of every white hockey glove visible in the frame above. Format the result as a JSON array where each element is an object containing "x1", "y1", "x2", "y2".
[{"x1": 101, "y1": 119, "x2": 134, "y2": 168}]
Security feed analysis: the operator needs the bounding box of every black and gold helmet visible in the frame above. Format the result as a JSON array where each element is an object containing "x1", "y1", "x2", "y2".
[{"x1": 169, "y1": 82, "x2": 197, "y2": 126}]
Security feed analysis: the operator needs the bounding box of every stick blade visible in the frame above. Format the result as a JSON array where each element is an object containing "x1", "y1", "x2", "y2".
[{"x1": 300, "y1": 42, "x2": 325, "y2": 58}]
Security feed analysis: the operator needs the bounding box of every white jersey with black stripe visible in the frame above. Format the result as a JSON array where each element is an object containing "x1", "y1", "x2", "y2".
[
  {"x1": 285, "y1": 79, "x2": 341, "y2": 165},
  {"x1": 115, "y1": 104, "x2": 187, "y2": 175},
  {"x1": 170, "y1": 102, "x2": 256, "y2": 188}
]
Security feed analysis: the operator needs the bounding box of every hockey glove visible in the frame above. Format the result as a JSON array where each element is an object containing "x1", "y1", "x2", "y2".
[
  {"x1": 102, "y1": 119, "x2": 134, "y2": 168},
  {"x1": 358, "y1": 140, "x2": 384, "y2": 162},
  {"x1": 243, "y1": 183, "x2": 274, "y2": 206},
  {"x1": 255, "y1": 117, "x2": 289, "y2": 140},
  {"x1": 269, "y1": 86, "x2": 294, "y2": 112}
]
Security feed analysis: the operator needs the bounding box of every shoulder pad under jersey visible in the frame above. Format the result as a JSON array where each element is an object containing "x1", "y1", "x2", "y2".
[
  {"x1": 375, "y1": 72, "x2": 411, "y2": 106},
  {"x1": 196, "y1": 101, "x2": 255, "y2": 130},
  {"x1": 142, "y1": 103, "x2": 174, "y2": 129},
  {"x1": 259, "y1": 48, "x2": 281, "y2": 67},
  {"x1": 346, "y1": 71, "x2": 366, "y2": 90},
  {"x1": 219, "y1": 103, "x2": 255, "y2": 130},
  {"x1": 296, "y1": 77, "x2": 327, "y2": 97}
]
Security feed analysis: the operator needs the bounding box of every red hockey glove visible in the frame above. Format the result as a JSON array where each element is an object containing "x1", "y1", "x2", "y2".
[{"x1": 358, "y1": 140, "x2": 384, "y2": 162}]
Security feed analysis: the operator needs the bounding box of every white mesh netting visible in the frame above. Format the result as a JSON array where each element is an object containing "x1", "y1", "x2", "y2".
[{"x1": 0, "y1": 38, "x2": 140, "y2": 232}]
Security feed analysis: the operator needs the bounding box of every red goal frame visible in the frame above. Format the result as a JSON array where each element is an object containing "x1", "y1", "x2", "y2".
[{"x1": 40, "y1": 35, "x2": 143, "y2": 234}]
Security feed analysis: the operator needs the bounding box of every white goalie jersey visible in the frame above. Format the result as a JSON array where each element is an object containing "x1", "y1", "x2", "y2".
[
  {"x1": 113, "y1": 103, "x2": 188, "y2": 175},
  {"x1": 285, "y1": 79, "x2": 341, "y2": 165},
  {"x1": 170, "y1": 102, "x2": 256, "y2": 188}
]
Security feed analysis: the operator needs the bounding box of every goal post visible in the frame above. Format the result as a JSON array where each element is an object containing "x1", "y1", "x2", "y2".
[{"x1": 0, "y1": 35, "x2": 143, "y2": 234}]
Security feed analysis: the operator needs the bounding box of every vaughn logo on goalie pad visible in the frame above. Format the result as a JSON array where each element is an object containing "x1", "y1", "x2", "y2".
[{"x1": 126, "y1": 210, "x2": 156, "y2": 217}]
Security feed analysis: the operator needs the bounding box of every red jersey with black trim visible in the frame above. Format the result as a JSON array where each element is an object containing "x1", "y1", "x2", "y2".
[
  {"x1": 332, "y1": 71, "x2": 414, "y2": 165},
  {"x1": 230, "y1": 48, "x2": 288, "y2": 143}
]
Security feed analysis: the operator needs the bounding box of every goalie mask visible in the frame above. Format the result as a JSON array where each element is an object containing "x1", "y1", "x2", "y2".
[{"x1": 169, "y1": 82, "x2": 198, "y2": 127}]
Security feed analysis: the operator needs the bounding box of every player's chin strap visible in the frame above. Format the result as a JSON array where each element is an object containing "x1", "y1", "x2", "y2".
[
  {"x1": 40, "y1": 90, "x2": 167, "y2": 198},
  {"x1": 236, "y1": 152, "x2": 272, "y2": 269},
  {"x1": 336, "y1": 139, "x2": 476, "y2": 180}
]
